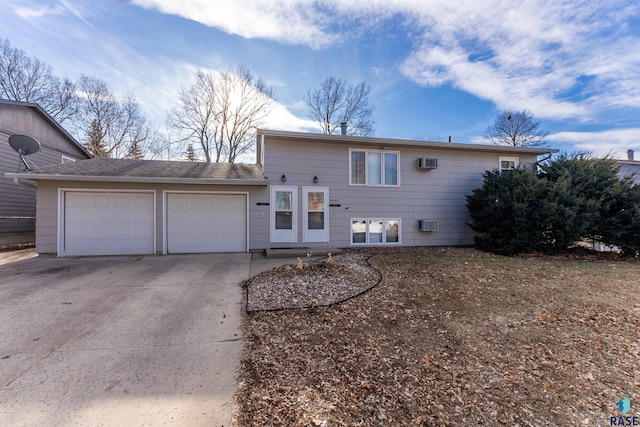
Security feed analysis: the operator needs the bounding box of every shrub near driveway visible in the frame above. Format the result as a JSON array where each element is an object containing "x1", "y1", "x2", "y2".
[{"x1": 235, "y1": 248, "x2": 640, "y2": 426}]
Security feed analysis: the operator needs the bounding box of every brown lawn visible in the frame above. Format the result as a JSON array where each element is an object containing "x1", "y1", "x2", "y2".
[{"x1": 235, "y1": 248, "x2": 640, "y2": 426}]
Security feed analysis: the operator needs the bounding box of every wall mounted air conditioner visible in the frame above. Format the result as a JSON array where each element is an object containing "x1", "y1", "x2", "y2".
[
  {"x1": 417, "y1": 157, "x2": 438, "y2": 169},
  {"x1": 418, "y1": 219, "x2": 439, "y2": 232}
]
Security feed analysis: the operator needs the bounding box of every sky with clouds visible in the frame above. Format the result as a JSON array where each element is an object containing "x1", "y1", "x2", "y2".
[{"x1": 1, "y1": 0, "x2": 639, "y2": 159}]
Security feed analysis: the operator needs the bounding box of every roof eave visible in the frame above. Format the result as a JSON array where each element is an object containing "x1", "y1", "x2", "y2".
[
  {"x1": 257, "y1": 129, "x2": 558, "y2": 155},
  {"x1": 4, "y1": 173, "x2": 269, "y2": 186},
  {"x1": 0, "y1": 99, "x2": 92, "y2": 159}
]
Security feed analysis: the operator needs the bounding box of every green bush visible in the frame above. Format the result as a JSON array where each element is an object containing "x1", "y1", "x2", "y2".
[
  {"x1": 466, "y1": 169, "x2": 550, "y2": 255},
  {"x1": 466, "y1": 154, "x2": 640, "y2": 256}
]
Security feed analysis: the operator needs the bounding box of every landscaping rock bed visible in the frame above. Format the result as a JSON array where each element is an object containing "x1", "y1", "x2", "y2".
[{"x1": 245, "y1": 253, "x2": 381, "y2": 312}]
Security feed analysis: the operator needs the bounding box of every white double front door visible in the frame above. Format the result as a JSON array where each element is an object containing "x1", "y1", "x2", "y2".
[{"x1": 270, "y1": 186, "x2": 329, "y2": 243}]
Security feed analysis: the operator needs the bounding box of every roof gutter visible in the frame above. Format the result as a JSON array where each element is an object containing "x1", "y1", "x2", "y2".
[
  {"x1": 257, "y1": 129, "x2": 558, "y2": 156},
  {"x1": 4, "y1": 173, "x2": 269, "y2": 186},
  {"x1": 12, "y1": 177, "x2": 37, "y2": 188}
]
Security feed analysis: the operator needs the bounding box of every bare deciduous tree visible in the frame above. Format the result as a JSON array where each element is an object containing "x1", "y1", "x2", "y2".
[
  {"x1": 169, "y1": 66, "x2": 273, "y2": 163},
  {"x1": 304, "y1": 77, "x2": 374, "y2": 136},
  {"x1": 484, "y1": 110, "x2": 548, "y2": 147},
  {"x1": 0, "y1": 38, "x2": 77, "y2": 123},
  {"x1": 76, "y1": 75, "x2": 151, "y2": 158}
]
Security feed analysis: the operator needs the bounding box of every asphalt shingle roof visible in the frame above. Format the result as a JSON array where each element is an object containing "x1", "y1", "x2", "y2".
[{"x1": 22, "y1": 158, "x2": 265, "y2": 181}]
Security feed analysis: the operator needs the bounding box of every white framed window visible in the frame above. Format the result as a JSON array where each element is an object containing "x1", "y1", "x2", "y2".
[
  {"x1": 350, "y1": 218, "x2": 401, "y2": 245},
  {"x1": 499, "y1": 156, "x2": 519, "y2": 172},
  {"x1": 350, "y1": 149, "x2": 399, "y2": 186},
  {"x1": 61, "y1": 155, "x2": 76, "y2": 164}
]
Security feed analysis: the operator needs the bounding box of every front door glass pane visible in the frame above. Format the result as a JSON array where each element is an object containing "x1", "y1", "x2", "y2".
[
  {"x1": 308, "y1": 192, "x2": 324, "y2": 211},
  {"x1": 275, "y1": 190, "x2": 293, "y2": 230},
  {"x1": 275, "y1": 191, "x2": 291, "y2": 211},
  {"x1": 308, "y1": 212, "x2": 324, "y2": 229}
]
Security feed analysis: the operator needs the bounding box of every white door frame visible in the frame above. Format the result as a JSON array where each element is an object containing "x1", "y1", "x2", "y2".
[
  {"x1": 270, "y1": 185, "x2": 298, "y2": 243},
  {"x1": 302, "y1": 186, "x2": 329, "y2": 242}
]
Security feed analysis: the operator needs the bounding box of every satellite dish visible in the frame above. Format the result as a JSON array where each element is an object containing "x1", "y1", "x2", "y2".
[
  {"x1": 8, "y1": 134, "x2": 41, "y2": 171},
  {"x1": 9, "y1": 134, "x2": 41, "y2": 155}
]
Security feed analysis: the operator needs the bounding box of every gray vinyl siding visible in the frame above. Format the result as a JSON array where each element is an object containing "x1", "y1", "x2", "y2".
[
  {"x1": 1, "y1": 104, "x2": 89, "y2": 234},
  {"x1": 618, "y1": 162, "x2": 640, "y2": 184},
  {"x1": 30, "y1": 135, "x2": 542, "y2": 255},
  {"x1": 34, "y1": 180, "x2": 270, "y2": 254},
  {"x1": 262, "y1": 137, "x2": 540, "y2": 248}
]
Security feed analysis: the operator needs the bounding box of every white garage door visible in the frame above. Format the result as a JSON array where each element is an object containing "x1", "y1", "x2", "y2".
[
  {"x1": 64, "y1": 192, "x2": 155, "y2": 256},
  {"x1": 167, "y1": 193, "x2": 247, "y2": 253}
]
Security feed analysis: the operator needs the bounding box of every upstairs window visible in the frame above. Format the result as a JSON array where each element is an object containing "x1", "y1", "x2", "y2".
[
  {"x1": 350, "y1": 149, "x2": 399, "y2": 186},
  {"x1": 499, "y1": 156, "x2": 519, "y2": 172},
  {"x1": 61, "y1": 155, "x2": 76, "y2": 164}
]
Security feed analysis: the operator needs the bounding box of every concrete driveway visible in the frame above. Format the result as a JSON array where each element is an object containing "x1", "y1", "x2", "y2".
[{"x1": 0, "y1": 250, "x2": 252, "y2": 427}]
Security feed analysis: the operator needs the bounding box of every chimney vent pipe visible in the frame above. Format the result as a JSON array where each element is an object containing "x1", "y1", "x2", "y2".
[
  {"x1": 340, "y1": 122, "x2": 347, "y2": 136},
  {"x1": 627, "y1": 149, "x2": 634, "y2": 161}
]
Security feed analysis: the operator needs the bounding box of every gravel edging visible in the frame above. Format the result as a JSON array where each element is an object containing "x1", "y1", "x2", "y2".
[{"x1": 245, "y1": 253, "x2": 382, "y2": 312}]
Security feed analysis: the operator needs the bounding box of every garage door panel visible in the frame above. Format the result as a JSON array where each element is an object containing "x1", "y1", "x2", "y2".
[
  {"x1": 64, "y1": 192, "x2": 154, "y2": 256},
  {"x1": 167, "y1": 194, "x2": 246, "y2": 253}
]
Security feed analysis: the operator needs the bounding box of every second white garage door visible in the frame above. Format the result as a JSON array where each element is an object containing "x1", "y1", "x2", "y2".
[{"x1": 166, "y1": 193, "x2": 247, "y2": 253}]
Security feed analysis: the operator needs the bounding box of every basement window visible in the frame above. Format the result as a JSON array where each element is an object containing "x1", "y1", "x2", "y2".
[{"x1": 351, "y1": 219, "x2": 401, "y2": 245}]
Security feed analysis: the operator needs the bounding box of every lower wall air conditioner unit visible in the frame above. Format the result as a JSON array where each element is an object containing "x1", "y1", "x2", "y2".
[{"x1": 418, "y1": 219, "x2": 439, "y2": 232}]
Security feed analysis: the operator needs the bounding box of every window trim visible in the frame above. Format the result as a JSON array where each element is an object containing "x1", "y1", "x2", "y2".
[
  {"x1": 499, "y1": 156, "x2": 519, "y2": 172},
  {"x1": 349, "y1": 149, "x2": 400, "y2": 187},
  {"x1": 350, "y1": 218, "x2": 402, "y2": 246}
]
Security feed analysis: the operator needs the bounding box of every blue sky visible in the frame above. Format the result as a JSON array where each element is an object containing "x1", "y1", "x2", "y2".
[{"x1": 2, "y1": 0, "x2": 640, "y2": 159}]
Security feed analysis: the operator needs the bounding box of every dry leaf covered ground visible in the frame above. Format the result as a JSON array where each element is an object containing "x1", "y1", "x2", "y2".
[{"x1": 236, "y1": 248, "x2": 640, "y2": 426}]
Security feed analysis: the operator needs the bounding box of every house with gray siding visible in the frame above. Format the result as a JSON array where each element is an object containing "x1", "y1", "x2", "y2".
[
  {"x1": 618, "y1": 149, "x2": 640, "y2": 184},
  {"x1": 6, "y1": 129, "x2": 556, "y2": 256},
  {"x1": 0, "y1": 99, "x2": 91, "y2": 241}
]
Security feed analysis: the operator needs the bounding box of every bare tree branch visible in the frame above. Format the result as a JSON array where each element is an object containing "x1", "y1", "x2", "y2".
[
  {"x1": 484, "y1": 109, "x2": 548, "y2": 147},
  {"x1": 0, "y1": 38, "x2": 78, "y2": 123},
  {"x1": 304, "y1": 77, "x2": 375, "y2": 136},
  {"x1": 169, "y1": 66, "x2": 274, "y2": 163},
  {"x1": 76, "y1": 75, "x2": 150, "y2": 158}
]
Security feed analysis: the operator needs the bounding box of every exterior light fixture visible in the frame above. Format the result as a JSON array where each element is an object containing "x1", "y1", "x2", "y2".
[
  {"x1": 281, "y1": 174, "x2": 286, "y2": 182},
  {"x1": 313, "y1": 176, "x2": 318, "y2": 184}
]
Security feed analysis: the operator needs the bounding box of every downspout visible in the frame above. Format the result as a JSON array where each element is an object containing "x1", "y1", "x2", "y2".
[
  {"x1": 13, "y1": 177, "x2": 37, "y2": 188},
  {"x1": 535, "y1": 152, "x2": 554, "y2": 167}
]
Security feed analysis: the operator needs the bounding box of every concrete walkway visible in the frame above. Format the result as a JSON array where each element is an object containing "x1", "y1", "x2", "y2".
[{"x1": 0, "y1": 250, "x2": 266, "y2": 427}]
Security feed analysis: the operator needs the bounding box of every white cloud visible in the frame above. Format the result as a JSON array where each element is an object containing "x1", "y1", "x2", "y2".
[
  {"x1": 396, "y1": 0, "x2": 640, "y2": 121},
  {"x1": 129, "y1": 0, "x2": 339, "y2": 48},
  {"x1": 265, "y1": 102, "x2": 317, "y2": 132},
  {"x1": 59, "y1": 0, "x2": 93, "y2": 27},
  {"x1": 128, "y1": 1, "x2": 640, "y2": 124},
  {"x1": 550, "y1": 128, "x2": 640, "y2": 158},
  {"x1": 10, "y1": 3, "x2": 64, "y2": 19}
]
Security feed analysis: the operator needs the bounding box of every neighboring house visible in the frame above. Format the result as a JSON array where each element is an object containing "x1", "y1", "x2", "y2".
[
  {"x1": 618, "y1": 150, "x2": 640, "y2": 184},
  {"x1": 5, "y1": 129, "x2": 556, "y2": 256},
  {"x1": 593, "y1": 149, "x2": 640, "y2": 252},
  {"x1": 0, "y1": 99, "x2": 91, "y2": 241}
]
